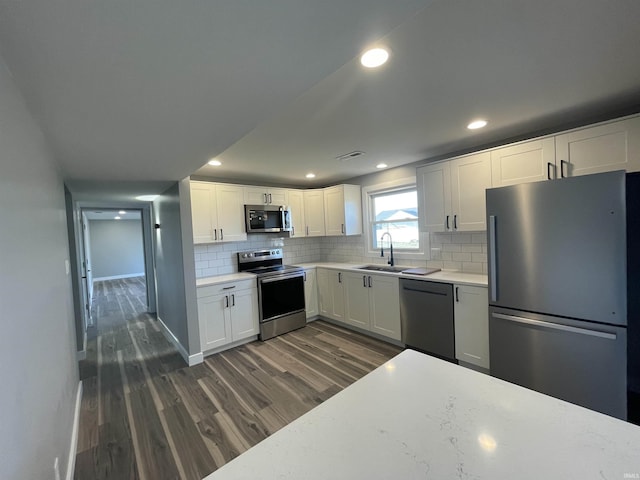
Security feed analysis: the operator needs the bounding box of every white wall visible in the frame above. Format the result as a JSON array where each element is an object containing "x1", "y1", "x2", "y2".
[
  {"x1": 89, "y1": 219, "x2": 145, "y2": 280},
  {"x1": 0, "y1": 58, "x2": 79, "y2": 480}
]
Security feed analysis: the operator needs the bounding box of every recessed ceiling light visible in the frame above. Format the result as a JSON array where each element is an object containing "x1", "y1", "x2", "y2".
[
  {"x1": 135, "y1": 195, "x2": 158, "y2": 201},
  {"x1": 305, "y1": 173, "x2": 316, "y2": 179},
  {"x1": 115, "y1": 216, "x2": 121, "y2": 220},
  {"x1": 467, "y1": 119, "x2": 488, "y2": 130},
  {"x1": 360, "y1": 47, "x2": 389, "y2": 68},
  {"x1": 118, "y1": 210, "x2": 126, "y2": 215},
  {"x1": 376, "y1": 163, "x2": 388, "y2": 169},
  {"x1": 208, "y1": 159, "x2": 222, "y2": 166}
]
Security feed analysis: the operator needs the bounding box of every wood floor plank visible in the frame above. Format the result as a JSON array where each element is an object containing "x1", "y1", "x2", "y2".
[{"x1": 168, "y1": 367, "x2": 219, "y2": 423}]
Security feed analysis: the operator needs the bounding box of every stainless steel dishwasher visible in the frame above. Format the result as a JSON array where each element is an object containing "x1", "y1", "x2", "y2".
[{"x1": 399, "y1": 278, "x2": 455, "y2": 362}]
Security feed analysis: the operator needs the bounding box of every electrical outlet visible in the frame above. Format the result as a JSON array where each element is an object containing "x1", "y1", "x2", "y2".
[{"x1": 54, "y1": 457, "x2": 61, "y2": 480}]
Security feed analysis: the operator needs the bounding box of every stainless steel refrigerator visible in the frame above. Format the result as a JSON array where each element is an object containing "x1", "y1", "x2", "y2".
[{"x1": 487, "y1": 170, "x2": 627, "y2": 420}]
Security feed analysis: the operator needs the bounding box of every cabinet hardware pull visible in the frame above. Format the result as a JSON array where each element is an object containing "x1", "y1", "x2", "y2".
[
  {"x1": 453, "y1": 214, "x2": 458, "y2": 230},
  {"x1": 292, "y1": 226, "x2": 295, "y2": 236},
  {"x1": 363, "y1": 275, "x2": 367, "y2": 287},
  {"x1": 214, "y1": 229, "x2": 218, "y2": 241},
  {"x1": 560, "y1": 159, "x2": 568, "y2": 178},
  {"x1": 231, "y1": 294, "x2": 235, "y2": 307},
  {"x1": 306, "y1": 226, "x2": 309, "y2": 236},
  {"x1": 338, "y1": 272, "x2": 342, "y2": 283},
  {"x1": 224, "y1": 295, "x2": 229, "y2": 308},
  {"x1": 304, "y1": 271, "x2": 307, "y2": 281},
  {"x1": 547, "y1": 162, "x2": 554, "y2": 180},
  {"x1": 268, "y1": 193, "x2": 272, "y2": 204},
  {"x1": 368, "y1": 276, "x2": 372, "y2": 288},
  {"x1": 341, "y1": 223, "x2": 345, "y2": 234},
  {"x1": 222, "y1": 285, "x2": 236, "y2": 290},
  {"x1": 455, "y1": 286, "x2": 459, "y2": 302},
  {"x1": 220, "y1": 229, "x2": 223, "y2": 240},
  {"x1": 264, "y1": 193, "x2": 268, "y2": 203},
  {"x1": 446, "y1": 215, "x2": 450, "y2": 230}
]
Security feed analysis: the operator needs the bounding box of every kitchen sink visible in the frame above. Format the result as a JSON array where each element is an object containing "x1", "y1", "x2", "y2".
[{"x1": 356, "y1": 265, "x2": 409, "y2": 273}]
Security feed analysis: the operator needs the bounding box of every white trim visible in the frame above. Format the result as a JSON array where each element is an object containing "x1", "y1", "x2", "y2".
[
  {"x1": 361, "y1": 177, "x2": 429, "y2": 261},
  {"x1": 92, "y1": 272, "x2": 145, "y2": 281},
  {"x1": 66, "y1": 381, "x2": 83, "y2": 480},
  {"x1": 157, "y1": 316, "x2": 204, "y2": 366}
]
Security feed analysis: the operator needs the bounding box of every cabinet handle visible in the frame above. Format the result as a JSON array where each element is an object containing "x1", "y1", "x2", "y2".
[
  {"x1": 214, "y1": 228, "x2": 218, "y2": 241},
  {"x1": 268, "y1": 193, "x2": 272, "y2": 204},
  {"x1": 446, "y1": 215, "x2": 450, "y2": 230},
  {"x1": 292, "y1": 226, "x2": 295, "y2": 236},
  {"x1": 231, "y1": 294, "x2": 235, "y2": 307},
  {"x1": 560, "y1": 159, "x2": 568, "y2": 178},
  {"x1": 455, "y1": 286, "x2": 459, "y2": 302},
  {"x1": 363, "y1": 275, "x2": 367, "y2": 287},
  {"x1": 306, "y1": 226, "x2": 309, "y2": 236},
  {"x1": 547, "y1": 162, "x2": 555, "y2": 180},
  {"x1": 220, "y1": 229, "x2": 223, "y2": 240},
  {"x1": 368, "y1": 276, "x2": 372, "y2": 288},
  {"x1": 304, "y1": 271, "x2": 307, "y2": 281},
  {"x1": 341, "y1": 223, "x2": 345, "y2": 234},
  {"x1": 264, "y1": 193, "x2": 268, "y2": 203},
  {"x1": 453, "y1": 214, "x2": 458, "y2": 230},
  {"x1": 224, "y1": 295, "x2": 229, "y2": 308},
  {"x1": 338, "y1": 272, "x2": 342, "y2": 283},
  {"x1": 222, "y1": 285, "x2": 236, "y2": 290}
]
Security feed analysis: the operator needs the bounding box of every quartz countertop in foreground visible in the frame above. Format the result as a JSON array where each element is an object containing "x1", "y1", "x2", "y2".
[{"x1": 204, "y1": 349, "x2": 640, "y2": 479}]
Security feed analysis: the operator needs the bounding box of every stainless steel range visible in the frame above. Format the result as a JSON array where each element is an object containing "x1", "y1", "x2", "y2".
[{"x1": 237, "y1": 249, "x2": 306, "y2": 340}]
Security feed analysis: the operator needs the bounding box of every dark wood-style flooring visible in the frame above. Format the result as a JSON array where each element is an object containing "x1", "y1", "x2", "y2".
[{"x1": 74, "y1": 277, "x2": 403, "y2": 479}]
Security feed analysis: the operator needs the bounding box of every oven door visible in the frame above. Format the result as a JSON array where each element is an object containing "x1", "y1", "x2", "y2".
[{"x1": 257, "y1": 272, "x2": 305, "y2": 322}]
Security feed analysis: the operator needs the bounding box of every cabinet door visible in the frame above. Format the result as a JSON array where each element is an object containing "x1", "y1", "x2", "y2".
[
  {"x1": 324, "y1": 185, "x2": 345, "y2": 236},
  {"x1": 268, "y1": 188, "x2": 289, "y2": 206},
  {"x1": 215, "y1": 184, "x2": 247, "y2": 242},
  {"x1": 244, "y1": 186, "x2": 269, "y2": 205},
  {"x1": 450, "y1": 152, "x2": 492, "y2": 231},
  {"x1": 317, "y1": 268, "x2": 332, "y2": 318},
  {"x1": 288, "y1": 189, "x2": 305, "y2": 238},
  {"x1": 555, "y1": 116, "x2": 640, "y2": 177},
  {"x1": 417, "y1": 161, "x2": 451, "y2": 232},
  {"x1": 329, "y1": 271, "x2": 346, "y2": 321},
  {"x1": 343, "y1": 271, "x2": 370, "y2": 329},
  {"x1": 303, "y1": 269, "x2": 318, "y2": 319},
  {"x1": 303, "y1": 190, "x2": 326, "y2": 237},
  {"x1": 369, "y1": 274, "x2": 401, "y2": 341},
  {"x1": 491, "y1": 138, "x2": 556, "y2": 186},
  {"x1": 454, "y1": 285, "x2": 489, "y2": 369},
  {"x1": 191, "y1": 182, "x2": 216, "y2": 243},
  {"x1": 198, "y1": 294, "x2": 231, "y2": 351},
  {"x1": 230, "y1": 287, "x2": 258, "y2": 341}
]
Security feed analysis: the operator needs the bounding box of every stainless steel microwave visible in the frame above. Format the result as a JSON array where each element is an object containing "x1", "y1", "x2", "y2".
[{"x1": 245, "y1": 205, "x2": 291, "y2": 233}]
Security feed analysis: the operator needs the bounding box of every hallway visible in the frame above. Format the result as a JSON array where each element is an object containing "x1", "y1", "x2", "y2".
[{"x1": 74, "y1": 277, "x2": 402, "y2": 479}]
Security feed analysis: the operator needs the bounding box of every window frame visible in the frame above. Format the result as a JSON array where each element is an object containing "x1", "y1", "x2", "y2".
[{"x1": 361, "y1": 177, "x2": 429, "y2": 261}]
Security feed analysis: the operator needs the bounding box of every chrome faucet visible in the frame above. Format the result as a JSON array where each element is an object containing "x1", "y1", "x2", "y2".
[{"x1": 380, "y1": 232, "x2": 394, "y2": 266}]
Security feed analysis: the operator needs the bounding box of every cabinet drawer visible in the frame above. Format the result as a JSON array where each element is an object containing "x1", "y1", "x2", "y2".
[{"x1": 197, "y1": 279, "x2": 255, "y2": 298}]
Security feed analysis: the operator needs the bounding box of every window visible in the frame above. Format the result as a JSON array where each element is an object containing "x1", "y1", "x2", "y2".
[{"x1": 371, "y1": 187, "x2": 419, "y2": 250}]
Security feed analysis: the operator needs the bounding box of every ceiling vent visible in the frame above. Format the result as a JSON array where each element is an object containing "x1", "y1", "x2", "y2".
[{"x1": 336, "y1": 151, "x2": 365, "y2": 162}]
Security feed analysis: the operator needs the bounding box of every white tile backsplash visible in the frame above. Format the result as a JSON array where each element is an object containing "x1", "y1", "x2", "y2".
[{"x1": 193, "y1": 230, "x2": 488, "y2": 278}]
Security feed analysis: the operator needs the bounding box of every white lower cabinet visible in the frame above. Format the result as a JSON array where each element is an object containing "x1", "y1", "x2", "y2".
[
  {"x1": 197, "y1": 279, "x2": 258, "y2": 353},
  {"x1": 453, "y1": 284, "x2": 489, "y2": 369},
  {"x1": 303, "y1": 268, "x2": 318, "y2": 320},
  {"x1": 322, "y1": 269, "x2": 401, "y2": 341}
]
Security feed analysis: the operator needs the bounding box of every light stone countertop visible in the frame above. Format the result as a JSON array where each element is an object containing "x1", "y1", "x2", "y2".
[
  {"x1": 204, "y1": 349, "x2": 640, "y2": 479},
  {"x1": 295, "y1": 262, "x2": 488, "y2": 287},
  {"x1": 195, "y1": 272, "x2": 256, "y2": 287}
]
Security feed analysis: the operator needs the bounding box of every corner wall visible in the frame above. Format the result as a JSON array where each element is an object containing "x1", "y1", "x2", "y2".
[{"x1": 0, "y1": 58, "x2": 79, "y2": 480}]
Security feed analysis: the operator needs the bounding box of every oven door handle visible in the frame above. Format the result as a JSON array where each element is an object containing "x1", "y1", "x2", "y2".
[{"x1": 259, "y1": 272, "x2": 304, "y2": 284}]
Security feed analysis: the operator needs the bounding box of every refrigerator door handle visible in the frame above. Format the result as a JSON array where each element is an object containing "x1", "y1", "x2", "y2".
[
  {"x1": 489, "y1": 215, "x2": 497, "y2": 302},
  {"x1": 492, "y1": 312, "x2": 617, "y2": 340}
]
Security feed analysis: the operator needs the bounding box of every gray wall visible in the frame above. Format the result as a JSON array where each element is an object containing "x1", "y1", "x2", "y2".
[
  {"x1": 89, "y1": 219, "x2": 145, "y2": 279},
  {"x1": 153, "y1": 180, "x2": 199, "y2": 358},
  {"x1": 0, "y1": 58, "x2": 79, "y2": 480}
]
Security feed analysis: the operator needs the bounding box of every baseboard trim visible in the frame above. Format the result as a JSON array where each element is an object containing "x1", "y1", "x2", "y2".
[
  {"x1": 92, "y1": 272, "x2": 145, "y2": 281},
  {"x1": 156, "y1": 316, "x2": 203, "y2": 366},
  {"x1": 66, "y1": 380, "x2": 83, "y2": 480}
]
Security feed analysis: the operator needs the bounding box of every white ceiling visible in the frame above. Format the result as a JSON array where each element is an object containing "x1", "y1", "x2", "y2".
[{"x1": 1, "y1": 0, "x2": 639, "y2": 200}]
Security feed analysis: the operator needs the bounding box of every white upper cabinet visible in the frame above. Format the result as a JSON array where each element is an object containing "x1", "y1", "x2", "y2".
[
  {"x1": 418, "y1": 152, "x2": 491, "y2": 233},
  {"x1": 287, "y1": 189, "x2": 305, "y2": 238},
  {"x1": 244, "y1": 186, "x2": 289, "y2": 206},
  {"x1": 491, "y1": 138, "x2": 556, "y2": 186},
  {"x1": 190, "y1": 181, "x2": 247, "y2": 244},
  {"x1": 303, "y1": 189, "x2": 326, "y2": 237},
  {"x1": 555, "y1": 116, "x2": 640, "y2": 177},
  {"x1": 323, "y1": 184, "x2": 363, "y2": 236}
]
